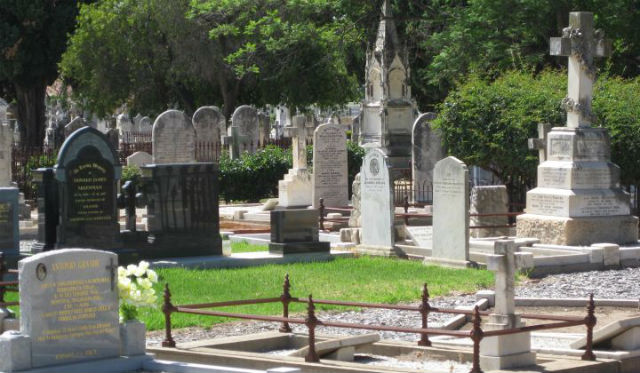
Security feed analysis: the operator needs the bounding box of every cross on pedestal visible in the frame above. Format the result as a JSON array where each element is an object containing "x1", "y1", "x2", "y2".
[
  {"x1": 528, "y1": 123, "x2": 551, "y2": 163},
  {"x1": 550, "y1": 12, "x2": 611, "y2": 128},
  {"x1": 487, "y1": 240, "x2": 532, "y2": 318},
  {"x1": 105, "y1": 258, "x2": 118, "y2": 292},
  {"x1": 284, "y1": 115, "x2": 313, "y2": 170},
  {"x1": 222, "y1": 126, "x2": 248, "y2": 159}
]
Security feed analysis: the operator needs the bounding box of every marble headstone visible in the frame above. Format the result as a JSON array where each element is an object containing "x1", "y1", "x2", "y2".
[
  {"x1": 18, "y1": 249, "x2": 120, "y2": 368},
  {"x1": 412, "y1": 113, "x2": 445, "y2": 203},
  {"x1": 193, "y1": 106, "x2": 225, "y2": 147},
  {"x1": 152, "y1": 110, "x2": 196, "y2": 164},
  {"x1": 359, "y1": 148, "x2": 394, "y2": 252},
  {"x1": 230, "y1": 105, "x2": 259, "y2": 153},
  {"x1": 312, "y1": 122, "x2": 348, "y2": 208},
  {"x1": 431, "y1": 156, "x2": 469, "y2": 263},
  {"x1": 116, "y1": 114, "x2": 134, "y2": 144},
  {"x1": 0, "y1": 123, "x2": 12, "y2": 186},
  {"x1": 126, "y1": 151, "x2": 152, "y2": 168}
]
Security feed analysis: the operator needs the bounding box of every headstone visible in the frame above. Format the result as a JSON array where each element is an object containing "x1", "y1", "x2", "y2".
[
  {"x1": 117, "y1": 114, "x2": 134, "y2": 145},
  {"x1": 358, "y1": 148, "x2": 395, "y2": 255},
  {"x1": 480, "y1": 240, "x2": 536, "y2": 370},
  {"x1": 278, "y1": 115, "x2": 313, "y2": 207},
  {"x1": 405, "y1": 226, "x2": 432, "y2": 248},
  {"x1": 193, "y1": 106, "x2": 225, "y2": 162},
  {"x1": 55, "y1": 127, "x2": 121, "y2": 249},
  {"x1": 18, "y1": 249, "x2": 120, "y2": 368},
  {"x1": 126, "y1": 151, "x2": 152, "y2": 168},
  {"x1": 0, "y1": 123, "x2": 12, "y2": 187},
  {"x1": 470, "y1": 185, "x2": 510, "y2": 238},
  {"x1": 258, "y1": 112, "x2": 270, "y2": 146},
  {"x1": 64, "y1": 117, "x2": 85, "y2": 138},
  {"x1": 312, "y1": 122, "x2": 348, "y2": 208},
  {"x1": 269, "y1": 209, "x2": 330, "y2": 254},
  {"x1": 428, "y1": 156, "x2": 469, "y2": 265},
  {"x1": 348, "y1": 173, "x2": 361, "y2": 227},
  {"x1": 32, "y1": 168, "x2": 58, "y2": 252},
  {"x1": 106, "y1": 128, "x2": 119, "y2": 150},
  {"x1": 411, "y1": 112, "x2": 445, "y2": 203},
  {"x1": 0, "y1": 188, "x2": 19, "y2": 257},
  {"x1": 140, "y1": 163, "x2": 222, "y2": 256},
  {"x1": 137, "y1": 116, "x2": 153, "y2": 140},
  {"x1": 350, "y1": 114, "x2": 360, "y2": 143},
  {"x1": 0, "y1": 98, "x2": 7, "y2": 125},
  {"x1": 152, "y1": 110, "x2": 196, "y2": 164},
  {"x1": 230, "y1": 105, "x2": 259, "y2": 154},
  {"x1": 517, "y1": 12, "x2": 638, "y2": 245}
]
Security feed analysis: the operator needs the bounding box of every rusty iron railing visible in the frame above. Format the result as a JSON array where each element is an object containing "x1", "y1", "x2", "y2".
[
  {"x1": 161, "y1": 274, "x2": 597, "y2": 373},
  {"x1": 0, "y1": 253, "x2": 19, "y2": 308}
]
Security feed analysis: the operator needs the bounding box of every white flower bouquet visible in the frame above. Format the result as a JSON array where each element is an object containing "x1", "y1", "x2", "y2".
[{"x1": 117, "y1": 261, "x2": 159, "y2": 321}]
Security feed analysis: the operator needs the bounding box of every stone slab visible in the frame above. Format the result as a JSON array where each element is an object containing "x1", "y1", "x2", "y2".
[
  {"x1": 0, "y1": 330, "x2": 32, "y2": 372},
  {"x1": 268, "y1": 242, "x2": 330, "y2": 255},
  {"x1": 19, "y1": 249, "x2": 120, "y2": 367},
  {"x1": 571, "y1": 316, "x2": 640, "y2": 349},
  {"x1": 288, "y1": 333, "x2": 379, "y2": 357},
  {"x1": 525, "y1": 187, "x2": 630, "y2": 217},
  {"x1": 278, "y1": 169, "x2": 312, "y2": 208},
  {"x1": 517, "y1": 213, "x2": 638, "y2": 246},
  {"x1": 405, "y1": 226, "x2": 432, "y2": 248},
  {"x1": 547, "y1": 127, "x2": 611, "y2": 162},
  {"x1": 270, "y1": 209, "x2": 319, "y2": 243},
  {"x1": 480, "y1": 351, "x2": 537, "y2": 371},
  {"x1": 18, "y1": 355, "x2": 153, "y2": 373}
]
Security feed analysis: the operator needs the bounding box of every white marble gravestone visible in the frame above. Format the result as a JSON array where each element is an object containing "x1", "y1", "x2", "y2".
[
  {"x1": 18, "y1": 249, "x2": 120, "y2": 368},
  {"x1": 428, "y1": 156, "x2": 470, "y2": 265},
  {"x1": 152, "y1": 110, "x2": 196, "y2": 164},
  {"x1": 357, "y1": 148, "x2": 395, "y2": 255},
  {"x1": 517, "y1": 12, "x2": 638, "y2": 245},
  {"x1": 278, "y1": 115, "x2": 313, "y2": 207},
  {"x1": 126, "y1": 151, "x2": 152, "y2": 168},
  {"x1": 312, "y1": 122, "x2": 348, "y2": 208},
  {"x1": 412, "y1": 112, "x2": 445, "y2": 203},
  {"x1": 193, "y1": 106, "x2": 225, "y2": 161},
  {"x1": 117, "y1": 114, "x2": 134, "y2": 145},
  {"x1": 229, "y1": 105, "x2": 259, "y2": 154}
]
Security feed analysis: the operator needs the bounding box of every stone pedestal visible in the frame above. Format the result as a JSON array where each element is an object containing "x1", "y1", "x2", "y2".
[
  {"x1": 269, "y1": 209, "x2": 329, "y2": 254},
  {"x1": 278, "y1": 169, "x2": 312, "y2": 208},
  {"x1": 120, "y1": 321, "x2": 146, "y2": 356},
  {"x1": 518, "y1": 127, "x2": 638, "y2": 245},
  {"x1": 480, "y1": 315, "x2": 536, "y2": 370}
]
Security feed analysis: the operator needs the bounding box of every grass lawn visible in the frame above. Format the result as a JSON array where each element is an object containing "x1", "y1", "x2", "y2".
[
  {"x1": 231, "y1": 240, "x2": 268, "y2": 253},
  {"x1": 3, "y1": 256, "x2": 494, "y2": 332}
]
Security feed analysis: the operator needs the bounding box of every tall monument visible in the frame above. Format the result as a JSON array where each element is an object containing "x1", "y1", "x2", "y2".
[
  {"x1": 358, "y1": 0, "x2": 417, "y2": 180},
  {"x1": 517, "y1": 12, "x2": 638, "y2": 245}
]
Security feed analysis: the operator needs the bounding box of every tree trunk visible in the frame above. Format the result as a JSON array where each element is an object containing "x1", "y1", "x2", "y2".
[{"x1": 14, "y1": 80, "x2": 47, "y2": 151}]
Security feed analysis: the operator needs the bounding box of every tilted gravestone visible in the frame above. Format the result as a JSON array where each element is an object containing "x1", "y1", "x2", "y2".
[
  {"x1": 427, "y1": 156, "x2": 470, "y2": 266},
  {"x1": 411, "y1": 112, "x2": 445, "y2": 204},
  {"x1": 18, "y1": 249, "x2": 120, "y2": 368},
  {"x1": 357, "y1": 148, "x2": 395, "y2": 256},
  {"x1": 193, "y1": 106, "x2": 225, "y2": 161},
  {"x1": 152, "y1": 110, "x2": 196, "y2": 164},
  {"x1": 55, "y1": 127, "x2": 121, "y2": 249},
  {"x1": 312, "y1": 122, "x2": 348, "y2": 208}
]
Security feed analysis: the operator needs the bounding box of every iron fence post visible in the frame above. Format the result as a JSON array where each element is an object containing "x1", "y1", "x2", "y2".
[
  {"x1": 582, "y1": 294, "x2": 596, "y2": 361},
  {"x1": 0, "y1": 253, "x2": 5, "y2": 304},
  {"x1": 162, "y1": 283, "x2": 176, "y2": 347},
  {"x1": 418, "y1": 283, "x2": 431, "y2": 346},
  {"x1": 279, "y1": 273, "x2": 292, "y2": 333},
  {"x1": 404, "y1": 196, "x2": 409, "y2": 225},
  {"x1": 305, "y1": 295, "x2": 319, "y2": 363},
  {"x1": 469, "y1": 306, "x2": 484, "y2": 373},
  {"x1": 319, "y1": 198, "x2": 325, "y2": 231}
]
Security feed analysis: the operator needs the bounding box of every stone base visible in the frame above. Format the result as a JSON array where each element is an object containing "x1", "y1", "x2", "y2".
[
  {"x1": 422, "y1": 256, "x2": 478, "y2": 269},
  {"x1": 269, "y1": 242, "x2": 330, "y2": 255},
  {"x1": 278, "y1": 169, "x2": 312, "y2": 207},
  {"x1": 148, "y1": 233, "x2": 222, "y2": 257},
  {"x1": 480, "y1": 351, "x2": 537, "y2": 371},
  {"x1": 517, "y1": 214, "x2": 638, "y2": 246},
  {"x1": 120, "y1": 321, "x2": 146, "y2": 356},
  {"x1": 354, "y1": 245, "x2": 402, "y2": 257}
]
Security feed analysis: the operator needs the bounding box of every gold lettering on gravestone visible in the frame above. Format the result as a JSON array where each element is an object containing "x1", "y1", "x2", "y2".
[
  {"x1": 0, "y1": 203, "x2": 9, "y2": 224},
  {"x1": 36, "y1": 259, "x2": 115, "y2": 344},
  {"x1": 69, "y1": 163, "x2": 110, "y2": 223}
]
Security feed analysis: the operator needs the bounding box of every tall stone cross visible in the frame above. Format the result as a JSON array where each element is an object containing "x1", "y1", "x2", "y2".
[
  {"x1": 284, "y1": 115, "x2": 312, "y2": 170},
  {"x1": 222, "y1": 126, "x2": 248, "y2": 160},
  {"x1": 487, "y1": 240, "x2": 532, "y2": 318},
  {"x1": 550, "y1": 12, "x2": 611, "y2": 128},
  {"x1": 527, "y1": 123, "x2": 551, "y2": 163}
]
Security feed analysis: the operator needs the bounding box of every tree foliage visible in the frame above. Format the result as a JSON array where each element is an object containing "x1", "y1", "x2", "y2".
[{"x1": 0, "y1": 0, "x2": 86, "y2": 148}]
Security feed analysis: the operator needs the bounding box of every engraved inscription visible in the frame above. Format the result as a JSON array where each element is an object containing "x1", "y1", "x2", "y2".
[{"x1": 528, "y1": 194, "x2": 566, "y2": 216}]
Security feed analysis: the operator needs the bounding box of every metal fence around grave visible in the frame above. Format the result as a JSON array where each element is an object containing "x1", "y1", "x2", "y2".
[{"x1": 160, "y1": 274, "x2": 598, "y2": 373}]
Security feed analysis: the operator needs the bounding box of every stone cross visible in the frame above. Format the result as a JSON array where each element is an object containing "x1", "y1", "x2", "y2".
[
  {"x1": 222, "y1": 126, "x2": 248, "y2": 160},
  {"x1": 284, "y1": 115, "x2": 312, "y2": 170},
  {"x1": 105, "y1": 257, "x2": 118, "y2": 291},
  {"x1": 487, "y1": 240, "x2": 532, "y2": 317},
  {"x1": 527, "y1": 123, "x2": 551, "y2": 163},
  {"x1": 550, "y1": 12, "x2": 611, "y2": 128}
]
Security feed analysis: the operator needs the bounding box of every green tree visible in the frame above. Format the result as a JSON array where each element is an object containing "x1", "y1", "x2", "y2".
[{"x1": 0, "y1": 1, "x2": 87, "y2": 149}]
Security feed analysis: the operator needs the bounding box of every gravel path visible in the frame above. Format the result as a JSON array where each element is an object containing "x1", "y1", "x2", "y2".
[{"x1": 147, "y1": 267, "x2": 640, "y2": 347}]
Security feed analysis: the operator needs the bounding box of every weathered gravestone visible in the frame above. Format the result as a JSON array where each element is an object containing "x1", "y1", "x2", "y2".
[
  {"x1": 225, "y1": 105, "x2": 259, "y2": 156},
  {"x1": 517, "y1": 12, "x2": 638, "y2": 245},
  {"x1": 140, "y1": 163, "x2": 222, "y2": 256},
  {"x1": 412, "y1": 112, "x2": 445, "y2": 203},
  {"x1": 126, "y1": 151, "x2": 152, "y2": 168},
  {"x1": 426, "y1": 156, "x2": 470, "y2": 266},
  {"x1": 357, "y1": 148, "x2": 396, "y2": 256},
  {"x1": 312, "y1": 122, "x2": 348, "y2": 208},
  {"x1": 278, "y1": 115, "x2": 313, "y2": 208},
  {"x1": 55, "y1": 127, "x2": 121, "y2": 249},
  {"x1": 0, "y1": 187, "x2": 19, "y2": 258},
  {"x1": 470, "y1": 185, "x2": 510, "y2": 238},
  {"x1": 193, "y1": 106, "x2": 225, "y2": 162},
  {"x1": 117, "y1": 114, "x2": 134, "y2": 145},
  {"x1": 64, "y1": 117, "x2": 86, "y2": 139},
  {"x1": 258, "y1": 112, "x2": 270, "y2": 146},
  {"x1": 152, "y1": 110, "x2": 196, "y2": 164},
  {"x1": 269, "y1": 209, "x2": 330, "y2": 255},
  {"x1": 348, "y1": 173, "x2": 361, "y2": 227},
  {"x1": 0, "y1": 123, "x2": 12, "y2": 187},
  {"x1": 18, "y1": 249, "x2": 120, "y2": 368}
]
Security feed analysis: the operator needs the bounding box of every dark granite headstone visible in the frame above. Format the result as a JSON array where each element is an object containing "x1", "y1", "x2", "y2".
[
  {"x1": 32, "y1": 168, "x2": 58, "y2": 252},
  {"x1": 269, "y1": 209, "x2": 330, "y2": 254},
  {"x1": 140, "y1": 163, "x2": 222, "y2": 256},
  {"x1": 55, "y1": 127, "x2": 121, "y2": 249},
  {"x1": 0, "y1": 187, "x2": 19, "y2": 257}
]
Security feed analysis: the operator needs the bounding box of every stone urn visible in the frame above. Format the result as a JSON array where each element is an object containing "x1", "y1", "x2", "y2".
[{"x1": 120, "y1": 320, "x2": 146, "y2": 356}]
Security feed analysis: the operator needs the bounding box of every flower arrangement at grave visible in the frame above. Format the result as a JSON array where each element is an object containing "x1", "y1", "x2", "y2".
[{"x1": 117, "y1": 261, "x2": 158, "y2": 322}]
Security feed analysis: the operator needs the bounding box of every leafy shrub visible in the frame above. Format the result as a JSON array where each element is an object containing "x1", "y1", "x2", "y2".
[{"x1": 121, "y1": 165, "x2": 142, "y2": 184}]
